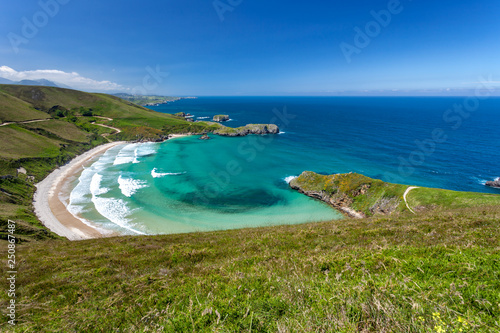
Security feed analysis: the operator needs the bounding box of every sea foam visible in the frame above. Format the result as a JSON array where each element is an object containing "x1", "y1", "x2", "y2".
[
  {"x1": 118, "y1": 175, "x2": 148, "y2": 197},
  {"x1": 113, "y1": 143, "x2": 158, "y2": 165},
  {"x1": 151, "y1": 168, "x2": 186, "y2": 178},
  {"x1": 90, "y1": 173, "x2": 145, "y2": 235},
  {"x1": 113, "y1": 144, "x2": 138, "y2": 165},
  {"x1": 284, "y1": 176, "x2": 297, "y2": 184}
]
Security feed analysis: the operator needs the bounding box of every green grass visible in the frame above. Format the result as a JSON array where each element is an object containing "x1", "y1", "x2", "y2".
[
  {"x1": 0, "y1": 202, "x2": 19, "y2": 216},
  {"x1": 22, "y1": 120, "x2": 89, "y2": 143},
  {"x1": 0, "y1": 206, "x2": 498, "y2": 332},
  {"x1": 0, "y1": 91, "x2": 50, "y2": 123},
  {"x1": 407, "y1": 187, "x2": 500, "y2": 211},
  {"x1": 0, "y1": 125, "x2": 62, "y2": 159}
]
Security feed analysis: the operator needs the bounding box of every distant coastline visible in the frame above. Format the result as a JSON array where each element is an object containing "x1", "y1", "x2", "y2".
[{"x1": 112, "y1": 93, "x2": 197, "y2": 107}]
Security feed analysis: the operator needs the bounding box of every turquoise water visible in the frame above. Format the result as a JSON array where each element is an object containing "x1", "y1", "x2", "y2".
[
  {"x1": 67, "y1": 136, "x2": 343, "y2": 235},
  {"x1": 68, "y1": 97, "x2": 500, "y2": 235}
]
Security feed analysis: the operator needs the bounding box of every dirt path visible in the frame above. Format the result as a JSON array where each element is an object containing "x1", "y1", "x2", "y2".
[
  {"x1": 0, "y1": 118, "x2": 51, "y2": 126},
  {"x1": 404, "y1": 186, "x2": 419, "y2": 214},
  {"x1": 91, "y1": 122, "x2": 121, "y2": 134},
  {"x1": 94, "y1": 116, "x2": 113, "y2": 121}
]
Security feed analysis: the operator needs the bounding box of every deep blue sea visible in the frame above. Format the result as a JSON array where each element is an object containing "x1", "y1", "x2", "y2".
[{"x1": 67, "y1": 97, "x2": 500, "y2": 236}]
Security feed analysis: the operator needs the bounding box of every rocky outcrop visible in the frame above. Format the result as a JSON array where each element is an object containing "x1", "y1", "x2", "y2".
[
  {"x1": 213, "y1": 115, "x2": 229, "y2": 122},
  {"x1": 213, "y1": 124, "x2": 279, "y2": 137},
  {"x1": 199, "y1": 134, "x2": 211, "y2": 140},
  {"x1": 289, "y1": 173, "x2": 366, "y2": 218},
  {"x1": 289, "y1": 171, "x2": 404, "y2": 219},
  {"x1": 485, "y1": 178, "x2": 500, "y2": 188}
]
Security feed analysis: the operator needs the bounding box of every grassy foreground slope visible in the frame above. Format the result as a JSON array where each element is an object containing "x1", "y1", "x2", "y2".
[{"x1": 0, "y1": 205, "x2": 498, "y2": 332}]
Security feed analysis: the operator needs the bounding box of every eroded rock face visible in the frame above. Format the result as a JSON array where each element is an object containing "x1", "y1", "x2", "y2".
[
  {"x1": 289, "y1": 172, "x2": 366, "y2": 219},
  {"x1": 213, "y1": 115, "x2": 229, "y2": 122},
  {"x1": 485, "y1": 178, "x2": 500, "y2": 188}
]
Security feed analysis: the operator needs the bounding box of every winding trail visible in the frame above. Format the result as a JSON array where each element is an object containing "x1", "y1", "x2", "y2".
[
  {"x1": 403, "y1": 186, "x2": 419, "y2": 214},
  {"x1": 91, "y1": 122, "x2": 121, "y2": 134},
  {"x1": 93, "y1": 116, "x2": 113, "y2": 121}
]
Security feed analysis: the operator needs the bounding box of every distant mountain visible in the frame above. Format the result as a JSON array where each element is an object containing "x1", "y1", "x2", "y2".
[
  {"x1": 0, "y1": 77, "x2": 14, "y2": 84},
  {"x1": 17, "y1": 79, "x2": 61, "y2": 87},
  {"x1": 0, "y1": 77, "x2": 72, "y2": 89}
]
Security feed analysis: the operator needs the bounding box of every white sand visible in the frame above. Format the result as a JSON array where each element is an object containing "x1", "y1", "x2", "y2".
[
  {"x1": 33, "y1": 142, "x2": 126, "y2": 240},
  {"x1": 168, "y1": 133, "x2": 192, "y2": 139}
]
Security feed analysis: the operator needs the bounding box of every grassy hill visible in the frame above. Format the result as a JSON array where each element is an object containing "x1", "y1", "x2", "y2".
[
  {"x1": 0, "y1": 85, "x2": 214, "y2": 141},
  {"x1": 0, "y1": 90, "x2": 51, "y2": 122}
]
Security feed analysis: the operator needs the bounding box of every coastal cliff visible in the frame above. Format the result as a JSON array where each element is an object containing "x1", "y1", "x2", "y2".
[
  {"x1": 213, "y1": 123, "x2": 279, "y2": 136},
  {"x1": 289, "y1": 171, "x2": 406, "y2": 218}
]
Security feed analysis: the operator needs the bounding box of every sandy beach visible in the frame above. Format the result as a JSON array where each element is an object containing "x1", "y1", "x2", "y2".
[
  {"x1": 33, "y1": 142, "x2": 126, "y2": 240},
  {"x1": 33, "y1": 135, "x2": 192, "y2": 241},
  {"x1": 168, "y1": 133, "x2": 192, "y2": 139}
]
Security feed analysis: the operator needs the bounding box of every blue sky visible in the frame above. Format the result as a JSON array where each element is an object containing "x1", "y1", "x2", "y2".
[{"x1": 1, "y1": 0, "x2": 499, "y2": 95}]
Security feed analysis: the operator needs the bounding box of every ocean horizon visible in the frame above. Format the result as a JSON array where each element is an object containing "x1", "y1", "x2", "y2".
[{"x1": 66, "y1": 96, "x2": 500, "y2": 235}]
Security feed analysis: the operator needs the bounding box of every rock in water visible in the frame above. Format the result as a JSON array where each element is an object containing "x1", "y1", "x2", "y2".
[
  {"x1": 199, "y1": 134, "x2": 211, "y2": 140},
  {"x1": 213, "y1": 115, "x2": 229, "y2": 122},
  {"x1": 485, "y1": 178, "x2": 500, "y2": 188}
]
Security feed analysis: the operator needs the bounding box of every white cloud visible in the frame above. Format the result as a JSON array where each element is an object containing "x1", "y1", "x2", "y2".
[{"x1": 0, "y1": 65, "x2": 125, "y2": 92}]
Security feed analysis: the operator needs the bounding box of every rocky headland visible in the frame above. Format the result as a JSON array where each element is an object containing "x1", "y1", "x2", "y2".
[
  {"x1": 289, "y1": 171, "x2": 405, "y2": 218},
  {"x1": 212, "y1": 123, "x2": 279, "y2": 137}
]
